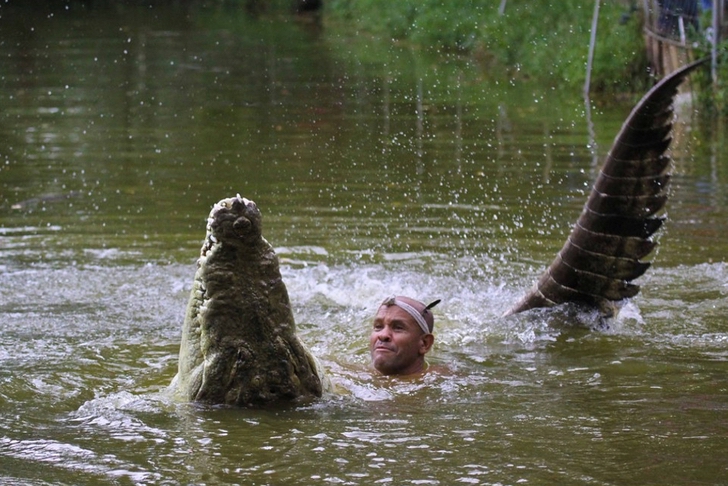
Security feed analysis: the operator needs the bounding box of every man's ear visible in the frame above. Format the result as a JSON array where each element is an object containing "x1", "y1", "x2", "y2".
[{"x1": 420, "y1": 333, "x2": 435, "y2": 355}]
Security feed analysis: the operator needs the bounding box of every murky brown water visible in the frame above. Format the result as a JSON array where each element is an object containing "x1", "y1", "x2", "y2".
[{"x1": 1, "y1": 3, "x2": 728, "y2": 485}]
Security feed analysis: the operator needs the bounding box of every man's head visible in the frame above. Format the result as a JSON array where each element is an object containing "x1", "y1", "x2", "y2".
[{"x1": 369, "y1": 296, "x2": 440, "y2": 376}]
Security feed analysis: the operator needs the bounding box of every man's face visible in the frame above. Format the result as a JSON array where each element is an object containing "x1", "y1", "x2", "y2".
[{"x1": 369, "y1": 304, "x2": 432, "y2": 375}]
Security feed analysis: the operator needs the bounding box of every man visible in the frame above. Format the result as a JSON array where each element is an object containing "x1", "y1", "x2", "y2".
[{"x1": 369, "y1": 296, "x2": 440, "y2": 376}]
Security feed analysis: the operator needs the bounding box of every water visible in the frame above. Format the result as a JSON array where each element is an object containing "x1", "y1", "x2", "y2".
[{"x1": 1, "y1": 3, "x2": 728, "y2": 485}]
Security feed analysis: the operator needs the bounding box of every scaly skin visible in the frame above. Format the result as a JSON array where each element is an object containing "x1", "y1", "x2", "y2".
[
  {"x1": 171, "y1": 195, "x2": 329, "y2": 407},
  {"x1": 505, "y1": 58, "x2": 708, "y2": 318}
]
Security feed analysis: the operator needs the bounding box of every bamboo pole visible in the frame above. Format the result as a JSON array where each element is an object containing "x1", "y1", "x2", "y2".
[
  {"x1": 584, "y1": 0, "x2": 600, "y2": 167},
  {"x1": 499, "y1": 0, "x2": 507, "y2": 15},
  {"x1": 712, "y1": 0, "x2": 722, "y2": 85},
  {"x1": 584, "y1": 0, "x2": 600, "y2": 96}
]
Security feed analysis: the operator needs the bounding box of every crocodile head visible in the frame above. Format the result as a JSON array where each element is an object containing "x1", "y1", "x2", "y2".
[{"x1": 201, "y1": 195, "x2": 263, "y2": 257}]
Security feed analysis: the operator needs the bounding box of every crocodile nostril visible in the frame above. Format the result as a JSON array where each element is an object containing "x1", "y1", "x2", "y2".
[
  {"x1": 233, "y1": 216, "x2": 251, "y2": 234},
  {"x1": 231, "y1": 197, "x2": 245, "y2": 211}
]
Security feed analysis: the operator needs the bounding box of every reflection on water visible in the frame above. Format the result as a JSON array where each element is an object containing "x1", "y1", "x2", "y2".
[{"x1": 1, "y1": 2, "x2": 728, "y2": 484}]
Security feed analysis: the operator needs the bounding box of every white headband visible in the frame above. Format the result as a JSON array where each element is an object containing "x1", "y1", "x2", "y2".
[{"x1": 381, "y1": 296, "x2": 433, "y2": 334}]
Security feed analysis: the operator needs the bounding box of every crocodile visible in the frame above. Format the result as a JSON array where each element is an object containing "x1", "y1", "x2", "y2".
[{"x1": 170, "y1": 196, "x2": 329, "y2": 407}]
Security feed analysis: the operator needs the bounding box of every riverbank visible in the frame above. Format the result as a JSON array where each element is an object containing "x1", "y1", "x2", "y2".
[{"x1": 323, "y1": 0, "x2": 650, "y2": 94}]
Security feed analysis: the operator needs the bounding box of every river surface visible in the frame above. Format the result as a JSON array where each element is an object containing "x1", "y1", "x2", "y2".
[{"x1": 1, "y1": 3, "x2": 727, "y2": 485}]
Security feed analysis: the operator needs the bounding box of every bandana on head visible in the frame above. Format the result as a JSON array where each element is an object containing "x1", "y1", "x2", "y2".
[{"x1": 381, "y1": 296, "x2": 441, "y2": 334}]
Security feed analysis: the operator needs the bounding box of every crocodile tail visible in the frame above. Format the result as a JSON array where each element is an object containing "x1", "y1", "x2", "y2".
[{"x1": 505, "y1": 58, "x2": 708, "y2": 317}]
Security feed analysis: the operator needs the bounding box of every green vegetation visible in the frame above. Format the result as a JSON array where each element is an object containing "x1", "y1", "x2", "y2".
[
  {"x1": 692, "y1": 53, "x2": 728, "y2": 116},
  {"x1": 667, "y1": 7, "x2": 728, "y2": 116},
  {"x1": 323, "y1": 0, "x2": 649, "y2": 94},
  {"x1": 691, "y1": 39, "x2": 728, "y2": 116}
]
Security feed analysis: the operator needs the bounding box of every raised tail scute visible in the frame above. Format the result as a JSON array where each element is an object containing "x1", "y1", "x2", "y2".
[{"x1": 505, "y1": 58, "x2": 708, "y2": 317}]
